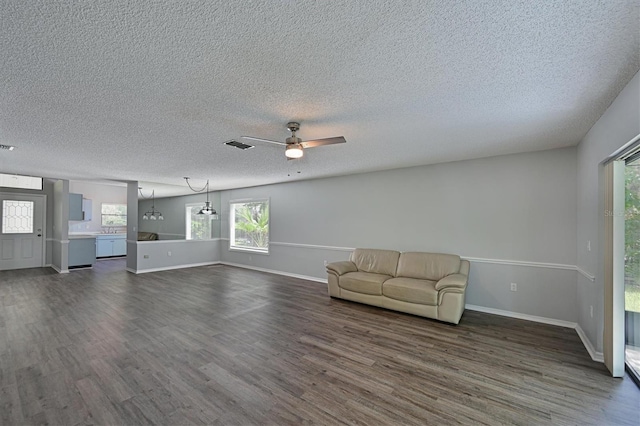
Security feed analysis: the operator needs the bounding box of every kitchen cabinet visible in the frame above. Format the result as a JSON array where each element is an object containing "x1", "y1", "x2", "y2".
[
  {"x1": 69, "y1": 237, "x2": 96, "y2": 268},
  {"x1": 96, "y1": 234, "x2": 127, "y2": 257},
  {"x1": 69, "y1": 193, "x2": 92, "y2": 221},
  {"x1": 69, "y1": 193, "x2": 83, "y2": 220},
  {"x1": 82, "y1": 198, "x2": 92, "y2": 221}
]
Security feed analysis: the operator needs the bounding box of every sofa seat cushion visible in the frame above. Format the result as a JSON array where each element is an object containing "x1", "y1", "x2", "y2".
[
  {"x1": 339, "y1": 272, "x2": 390, "y2": 295},
  {"x1": 383, "y1": 277, "x2": 438, "y2": 305}
]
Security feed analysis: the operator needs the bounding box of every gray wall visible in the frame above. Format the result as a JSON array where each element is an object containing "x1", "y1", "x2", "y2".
[
  {"x1": 576, "y1": 70, "x2": 640, "y2": 352},
  {"x1": 126, "y1": 181, "x2": 139, "y2": 272},
  {"x1": 220, "y1": 146, "x2": 579, "y2": 322},
  {"x1": 136, "y1": 239, "x2": 219, "y2": 272},
  {"x1": 130, "y1": 188, "x2": 221, "y2": 272},
  {"x1": 138, "y1": 192, "x2": 221, "y2": 240},
  {"x1": 52, "y1": 179, "x2": 69, "y2": 272}
]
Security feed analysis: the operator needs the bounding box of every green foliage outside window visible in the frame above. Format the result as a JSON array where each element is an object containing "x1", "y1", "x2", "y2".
[
  {"x1": 625, "y1": 166, "x2": 640, "y2": 312},
  {"x1": 101, "y1": 203, "x2": 127, "y2": 226},
  {"x1": 231, "y1": 201, "x2": 269, "y2": 251},
  {"x1": 186, "y1": 205, "x2": 212, "y2": 240}
]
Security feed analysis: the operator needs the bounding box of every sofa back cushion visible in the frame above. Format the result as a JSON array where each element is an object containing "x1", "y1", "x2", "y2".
[
  {"x1": 397, "y1": 252, "x2": 461, "y2": 281},
  {"x1": 350, "y1": 249, "x2": 400, "y2": 276}
]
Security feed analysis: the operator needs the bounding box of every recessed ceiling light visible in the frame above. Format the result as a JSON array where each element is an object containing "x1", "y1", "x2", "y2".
[{"x1": 0, "y1": 144, "x2": 15, "y2": 151}]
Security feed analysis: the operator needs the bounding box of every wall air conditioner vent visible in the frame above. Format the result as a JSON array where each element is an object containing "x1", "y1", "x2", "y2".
[{"x1": 225, "y1": 140, "x2": 254, "y2": 150}]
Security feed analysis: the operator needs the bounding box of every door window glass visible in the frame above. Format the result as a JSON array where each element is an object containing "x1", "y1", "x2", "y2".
[{"x1": 2, "y1": 200, "x2": 34, "y2": 234}]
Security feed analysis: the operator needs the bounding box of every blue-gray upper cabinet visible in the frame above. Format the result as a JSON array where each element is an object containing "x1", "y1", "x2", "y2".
[
  {"x1": 69, "y1": 193, "x2": 83, "y2": 220},
  {"x1": 69, "y1": 193, "x2": 92, "y2": 221}
]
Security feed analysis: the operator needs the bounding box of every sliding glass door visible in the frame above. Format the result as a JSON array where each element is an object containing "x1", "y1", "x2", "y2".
[{"x1": 624, "y1": 160, "x2": 640, "y2": 384}]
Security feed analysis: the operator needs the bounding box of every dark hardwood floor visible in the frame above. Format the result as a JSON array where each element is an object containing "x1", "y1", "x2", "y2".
[{"x1": 1, "y1": 259, "x2": 638, "y2": 425}]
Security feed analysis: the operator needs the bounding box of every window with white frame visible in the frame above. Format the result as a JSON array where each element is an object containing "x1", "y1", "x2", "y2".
[
  {"x1": 101, "y1": 203, "x2": 127, "y2": 226},
  {"x1": 185, "y1": 203, "x2": 214, "y2": 240},
  {"x1": 229, "y1": 199, "x2": 269, "y2": 253}
]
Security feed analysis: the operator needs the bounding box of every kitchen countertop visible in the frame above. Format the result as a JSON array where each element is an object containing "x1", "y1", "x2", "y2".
[{"x1": 69, "y1": 232, "x2": 126, "y2": 239}]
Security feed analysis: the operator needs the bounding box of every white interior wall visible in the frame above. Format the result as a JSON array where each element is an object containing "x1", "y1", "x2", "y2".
[
  {"x1": 68, "y1": 181, "x2": 127, "y2": 233},
  {"x1": 576, "y1": 70, "x2": 640, "y2": 353}
]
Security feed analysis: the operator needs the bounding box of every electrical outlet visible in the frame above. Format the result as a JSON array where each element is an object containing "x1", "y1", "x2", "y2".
[
  {"x1": 510, "y1": 283, "x2": 517, "y2": 291},
  {"x1": 324, "y1": 260, "x2": 328, "y2": 266},
  {"x1": 143, "y1": 254, "x2": 149, "y2": 259},
  {"x1": 590, "y1": 305, "x2": 593, "y2": 318},
  {"x1": 587, "y1": 240, "x2": 591, "y2": 251},
  {"x1": 167, "y1": 251, "x2": 172, "y2": 257}
]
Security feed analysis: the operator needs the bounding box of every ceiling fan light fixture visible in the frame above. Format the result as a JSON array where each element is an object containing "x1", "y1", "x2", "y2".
[
  {"x1": 285, "y1": 144, "x2": 303, "y2": 159},
  {"x1": 239, "y1": 122, "x2": 345, "y2": 159}
]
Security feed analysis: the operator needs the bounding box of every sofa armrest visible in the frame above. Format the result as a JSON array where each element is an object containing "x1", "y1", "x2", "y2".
[
  {"x1": 435, "y1": 273, "x2": 468, "y2": 291},
  {"x1": 326, "y1": 261, "x2": 358, "y2": 276}
]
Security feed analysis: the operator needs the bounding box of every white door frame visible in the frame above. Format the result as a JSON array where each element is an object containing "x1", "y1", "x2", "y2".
[
  {"x1": 0, "y1": 192, "x2": 47, "y2": 269},
  {"x1": 603, "y1": 162, "x2": 625, "y2": 376}
]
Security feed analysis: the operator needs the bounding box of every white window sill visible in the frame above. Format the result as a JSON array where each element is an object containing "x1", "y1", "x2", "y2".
[{"x1": 229, "y1": 246, "x2": 269, "y2": 255}]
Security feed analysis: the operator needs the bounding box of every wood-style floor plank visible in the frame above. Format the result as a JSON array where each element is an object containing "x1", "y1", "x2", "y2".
[{"x1": 0, "y1": 259, "x2": 638, "y2": 425}]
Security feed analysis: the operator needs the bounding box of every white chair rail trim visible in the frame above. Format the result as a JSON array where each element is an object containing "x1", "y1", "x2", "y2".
[{"x1": 224, "y1": 240, "x2": 596, "y2": 280}]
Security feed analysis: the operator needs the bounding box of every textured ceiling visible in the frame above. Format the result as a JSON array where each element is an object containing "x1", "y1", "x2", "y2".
[{"x1": 1, "y1": 1, "x2": 639, "y2": 196}]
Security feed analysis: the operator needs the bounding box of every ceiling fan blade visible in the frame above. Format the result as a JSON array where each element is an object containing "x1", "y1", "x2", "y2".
[
  {"x1": 240, "y1": 136, "x2": 286, "y2": 146},
  {"x1": 300, "y1": 136, "x2": 346, "y2": 149}
]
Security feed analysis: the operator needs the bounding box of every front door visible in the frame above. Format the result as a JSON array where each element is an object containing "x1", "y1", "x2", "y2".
[{"x1": 0, "y1": 193, "x2": 45, "y2": 270}]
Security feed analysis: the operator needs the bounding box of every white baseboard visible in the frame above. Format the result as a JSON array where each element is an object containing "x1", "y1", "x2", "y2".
[
  {"x1": 131, "y1": 261, "x2": 221, "y2": 274},
  {"x1": 465, "y1": 304, "x2": 577, "y2": 328},
  {"x1": 575, "y1": 324, "x2": 604, "y2": 362},
  {"x1": 465, "y1": 304, "x2": 604, "y2": 363},
  {"x1": 50, "y1": 264, "x2": 69, "y2": 274},
  {"x1": 220, "y1": 261, "x2": 327, "y2": 284}
]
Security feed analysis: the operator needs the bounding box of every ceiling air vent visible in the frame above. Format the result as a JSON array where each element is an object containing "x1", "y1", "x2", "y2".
[
  {"x1": 0, "y1": 144, "x2": 15, "y2": 151},
  {"x1": 225, "y1": 140, "x2": 254, "y2": 150}
]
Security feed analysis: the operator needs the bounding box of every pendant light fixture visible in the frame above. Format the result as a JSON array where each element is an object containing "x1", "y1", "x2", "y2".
[
  {"x1": 139, "y1": 188, "x2": 164, "y2": 221},
  {"x1": 184, "y1": 177, "x2": 218, "y2": 218}
]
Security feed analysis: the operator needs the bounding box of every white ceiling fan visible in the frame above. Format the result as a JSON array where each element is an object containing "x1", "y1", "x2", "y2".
[{"x1": 233, "y1": 122, "x2": 346, "y2": 159}]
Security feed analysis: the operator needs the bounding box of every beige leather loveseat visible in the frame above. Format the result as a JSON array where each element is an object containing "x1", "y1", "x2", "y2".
[{"x1": 326, "y1": 248, "x2": 470, "y2": 324}]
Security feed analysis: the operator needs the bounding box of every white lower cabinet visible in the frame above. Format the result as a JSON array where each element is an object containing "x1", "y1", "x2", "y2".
[{"x1": 96, "y1": 234, "x2": 127, "y2": 257}]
